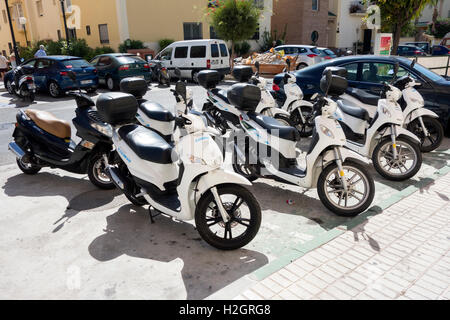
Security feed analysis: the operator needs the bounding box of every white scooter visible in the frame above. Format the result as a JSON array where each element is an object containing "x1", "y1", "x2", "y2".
[
  {"x1": 199, "y1": 69, "x2": 375, "y2": 217},
  {"x1": 272, "y1": 58, "x2": 316, "y2": 137},
  {"x1": 328, "y1": 66, "x2": 423, "y2": 181},
  {"x1": 341, "y1": 63, "x2": 443, "y2": 153},
  {"x1": 97, "y1": 90, "x2": 262, "y2": 250}
]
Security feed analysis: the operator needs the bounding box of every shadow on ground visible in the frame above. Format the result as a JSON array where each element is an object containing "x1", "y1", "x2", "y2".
[{"x1": 88, "y1": 204, "x2": 268, "y2": 300}]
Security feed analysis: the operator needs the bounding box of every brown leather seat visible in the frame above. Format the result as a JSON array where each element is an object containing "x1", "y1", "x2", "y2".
[{"x1": 25, "y1": 109, "x2": 71, "y2": 139}]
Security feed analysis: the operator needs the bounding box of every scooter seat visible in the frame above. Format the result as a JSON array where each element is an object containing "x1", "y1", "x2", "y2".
[
  {"x1": 337, "y1": 100, "x2": 371, "y2": 122},
  {"x1": 211, "y1": 88, "x2": 230, "y2": 104},
  {"x1": 25, "y1": 109, "x2": 71, "y2": 139},
  {"x1": 247, "y1": 112, "x2": 300, "y2": 142},
  {"x1": 139, "y1": 101, "x2": 175, "y2": 122},
  {"x1": 346, "y1": 88, "x2": 379, "y2": 106},
  {"x1": 118, "y1": 125, "x2": 177, "y2": 164}
]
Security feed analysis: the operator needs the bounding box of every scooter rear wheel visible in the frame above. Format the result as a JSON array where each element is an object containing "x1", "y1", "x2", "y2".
[
  {"x1": 317, "y1": 160, "x2": 375, "y2": 217},
  {"x1": 16, "y1": 158, "x2": 41, "y2": 175},
  {"x1": 407, "y1": 117, "x2": 444, "y2": 153},
  {"x1": 195, "y1": 184, "x2": 261, "y2": 250}
]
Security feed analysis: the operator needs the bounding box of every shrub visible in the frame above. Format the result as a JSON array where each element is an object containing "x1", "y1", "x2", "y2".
[
  {"x1": 93, "y1": 46, "x2": 115, "y2": 57},
  {"x1": 427, "y1": 18, "x2": 450, "y2": 39},
  {"x1": 119, "y1": 39, "x2": 146, "y2": 53},
  {"x1": 158, "y1": 39, "x2": 175, "y2": 51},
  {"x1": 66, "y1": 39, "x2": 94, "y2": 61},
  {"x1": 234, "y1": 41, "x2": 251, "y2": 56}
]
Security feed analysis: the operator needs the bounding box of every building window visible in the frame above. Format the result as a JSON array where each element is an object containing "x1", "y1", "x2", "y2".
[
  {"x1": 8, "y1": 43, "x2": 12, "y2": 52},
  {"x1": 251, "y1": 24, "x2": 260, "y2": 40},
  {"x1": 36, "y1": 0, "x2": 44, "y2": 16},
  {"x1": 57, "y1": 30, "x2": 62, "y2": 40},
  {"x1": 2, "y1": 10, "x2": 7, "y2": 23},
  {"x1": 68, "y1": 28, "x2": 77, "y2": 40},
  {"x1": 183, "y1": 23, "x2": 203, "y2": 40},
  {"x1": 98, "y1": 24, "x2": 109, "y2": 44},
  {"x1": 312, "y1": 0, "x2": 319, "y2": 11},
  {"x1": 2, "y1": 50, "x2": 6, "y2": 57},
  {"x1": 65, "y1": 0, "x2": 73, "y2": 13},
  {"x1": 210, "y1": 26, "x2": 219, "y2": 39},
  {"x1": 254, "y1": 0, "x2": 264, "y2": 9},
  {"x1": 86, "y1": 25, "x2": 91, "y2": 35}
]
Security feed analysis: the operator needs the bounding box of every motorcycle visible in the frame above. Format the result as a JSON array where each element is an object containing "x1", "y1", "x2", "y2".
[
  {"x1": 198, "y1": 69, "x2": 375, "y2": 217},
  {"x1": 8, "y1": 71, "x2": 115, "y2": 189},
  {"x1": 149, "y1": 60, "x2": 170, "y2": 86},
  {"x1": 6, "y1": 64, "x2": 36, "y2": 102},
  {"x1": 99, "y1": 85, "x2": 262, "y2": 250},
  {"x1": 327, "y1": 66, "x2": 423, "y2": 181},
  {"x1": 340, "y1": 60, "x2": 443, "y2": 153},
  {"x1": 271, "y1": 58, "x2": 315, "y2": 137}
]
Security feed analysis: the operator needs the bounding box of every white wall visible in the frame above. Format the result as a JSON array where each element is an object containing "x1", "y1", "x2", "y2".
[
  {"x1": 419, "y1": 0, "x2": 450, "y2": 23},
  {"x1": 335, "y1": 0, "x2": 365, "y2": 49}
]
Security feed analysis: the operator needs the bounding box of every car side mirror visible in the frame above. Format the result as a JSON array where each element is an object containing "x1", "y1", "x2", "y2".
[{"x1": 410, "y1": 60, "x2": 416, "y2": 68}]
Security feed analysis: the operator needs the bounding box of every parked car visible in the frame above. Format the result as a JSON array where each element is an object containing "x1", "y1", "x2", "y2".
[
  {"x1": 403, "y1": 41, "x2": 431, "y2": 54},
  {"x1": 395, "y1": 45, "x2": 427, "y2": 57},
  {"x1": 274, "y1": 55, "x2": 450, "y2": 132},
  {"x1": 317, "y1": 47, "x2": 338, "y2": 60},
  {"x1": 273, "y1": 45, "x2": 323, "y2": 69},
  {"x1": 431, "y1": 45, "x2": 450, "y2": 56},
  {"x1": 4, "y1": 56, "x2": 98, "y2": 98},
  {"x1": 89, "y1": 53, "x2": 151, "y2": 91},
  {"x1": 154, "y1": 39, "x2": 231, "y2": 82},
  {"x1": 440, "y1": 32, "x2": 450, "y2": 49}
]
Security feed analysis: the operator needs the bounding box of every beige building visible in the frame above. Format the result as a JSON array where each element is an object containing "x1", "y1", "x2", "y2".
[{"x1": 0, "y1": 0, "x2": 64, "y2": 56}]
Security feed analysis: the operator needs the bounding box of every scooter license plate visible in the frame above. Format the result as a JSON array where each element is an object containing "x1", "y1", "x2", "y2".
[
  {"x1": 28, "y1": 84, "x2": 36, "y2": 90},
  {"x1": 81, "y1": 80, "x2": 93, "y2": 85}
]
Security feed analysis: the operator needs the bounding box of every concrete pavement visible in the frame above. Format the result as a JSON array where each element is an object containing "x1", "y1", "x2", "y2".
[{"x1": 234, "y1": 172, "x2": 450, "y2": 300}]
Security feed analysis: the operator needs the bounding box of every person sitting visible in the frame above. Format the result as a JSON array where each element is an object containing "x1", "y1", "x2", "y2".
[{"x1": 34, "y1": 45, "x2": 47, "y2": 58}]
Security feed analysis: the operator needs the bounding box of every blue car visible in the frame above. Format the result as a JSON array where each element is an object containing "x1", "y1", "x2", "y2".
[
  {"x1": 4, "y1": 56, "x2": 98, "y2": 98},
  {"x1": 431, "y1": 45, "x2": 450, "y2": 56},
  {"x1": 274, "y1": 55, "x2": 450, "y2": 132}
]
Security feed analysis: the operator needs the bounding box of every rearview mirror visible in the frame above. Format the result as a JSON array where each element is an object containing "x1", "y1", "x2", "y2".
[
  {"x1": 325, "y1": 69, "x2": 332, "y2": 96},
  {"x1": 393, "y1": 62, "x2": 399, "y2": 78}
]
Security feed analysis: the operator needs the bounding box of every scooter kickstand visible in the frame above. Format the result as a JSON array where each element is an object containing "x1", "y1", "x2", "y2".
[{"x1": 148, "y1": 207, "x2": 161, "y2": 224}]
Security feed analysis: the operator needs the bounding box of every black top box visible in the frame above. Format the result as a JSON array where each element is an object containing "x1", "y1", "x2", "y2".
[
  {"x1": 232, "y1": 65, "x2": 253, "y2": 82},
  {"x1": 197, "y1": 70, "x2": 221, "y2": 89},
  {"x1": 97, "y1": 92, "x2": 138, "y2": 125},
  {"x1": 120, "y1": 77, "x2": 148, "y2": 99},
  {"x1": 227, "y1": 83, "x2": 261, "y2": 111},
  {"x1": 320, "y1": 74, "x2": 348, "y2": 97},
  {"x1": 322, "y1": 66, "x2": 348, "y2": 78}
]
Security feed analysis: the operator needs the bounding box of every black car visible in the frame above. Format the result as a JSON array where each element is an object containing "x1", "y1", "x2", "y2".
[
  {"x1": 396, "y1": 45, "x2": 427, "y2": 57},
  {"x1": 274, "y1": 55, "x2": 450, "y2": 132}
]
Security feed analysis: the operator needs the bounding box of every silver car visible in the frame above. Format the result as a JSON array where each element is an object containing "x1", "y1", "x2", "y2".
[{"x1": 273, "y1": 45, "x2": 323, "y2": 69}]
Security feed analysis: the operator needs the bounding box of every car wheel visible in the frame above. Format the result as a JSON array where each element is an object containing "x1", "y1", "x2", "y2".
[
  {"x1": 297, "y1": 63, "x2": 308, "y2": 70},
  {"x1": 48, "y1": 81, "x2": 61, "y2": 98},
  {"x1": 106, "y1": 76, "x2": 117, "y2": 91},
  {"x1": 5, "y1": 80, "x2": 14, "y2": 94},
  {"x1": 192, "y1": 71, "x2": 199, "y2": 84}
]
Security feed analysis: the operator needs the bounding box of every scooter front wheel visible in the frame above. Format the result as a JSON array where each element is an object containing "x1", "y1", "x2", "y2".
[
  {"x1": 16, "y1": 157, "x2": 41, "y2": 175},
  {"x1": 88, "y1": 153, "x2": 115, "y2": 190},
  {"x1": 317, "y1": 160, "x2": 375, "y2": 217},
  {"x1": 195, "y1": 184, "x2": 262, "y2": 250},
  {"x1": 407, "y1": 117, "x2": 444, "y2": 153},
  {"x1": 372, "y1": 136, "x2": 422, "y2": 181}
]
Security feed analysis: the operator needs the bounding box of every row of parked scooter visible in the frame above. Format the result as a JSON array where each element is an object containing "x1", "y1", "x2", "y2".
[{"x1": 7, "y1": 59, "x2": 442, "y2": 250}]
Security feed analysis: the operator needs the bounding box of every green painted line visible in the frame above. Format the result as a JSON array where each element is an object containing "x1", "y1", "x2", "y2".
[{"x1": 251, "y1": 164, "x2": 450, "y2": 281}]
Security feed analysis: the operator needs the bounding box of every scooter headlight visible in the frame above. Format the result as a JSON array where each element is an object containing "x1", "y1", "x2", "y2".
[{"x1": 91, "y1": 122, "x2": 113, "y2": 138}]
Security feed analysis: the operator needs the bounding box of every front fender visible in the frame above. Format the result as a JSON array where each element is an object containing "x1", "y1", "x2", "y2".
[
  {"x1": 261, "y1": 107, "x2": 290, "y2": 117},
  {"x1": 320, "y1": 148, "x2": 370, "y2": 168},
  {"x1": 404, "y1": 108, "x2": 439, "y2": 125},
  {"x1": 288, "y1": 100, "x2": 314, "y2": 113},
  {"x1": 196, "y1": 169, "x2": 252, "y2": 198}
]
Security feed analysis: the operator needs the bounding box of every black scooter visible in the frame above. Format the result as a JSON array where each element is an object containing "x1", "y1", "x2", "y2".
[
  {"x1": 7, "y1": 64, "x2": 36, "y2": 102},
  {"x1": 149, "y1": 60, "x2": 170, "y2": 86},
  {"x1": 8, "y1": 71, "x2": 115, "y2": 189}
]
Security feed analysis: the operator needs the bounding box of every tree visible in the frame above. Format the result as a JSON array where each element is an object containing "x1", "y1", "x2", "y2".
[
  {"x1": 367, "y1": 0, "x2": 435, "y2": 53},
  {"x1": 208, "y1": 0, "x2": 261, "y2": 59}
]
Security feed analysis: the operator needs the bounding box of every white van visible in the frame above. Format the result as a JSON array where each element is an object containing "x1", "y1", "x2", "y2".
[{"x1": 154, "y1": 39, "x2": 231, "y2": 81}]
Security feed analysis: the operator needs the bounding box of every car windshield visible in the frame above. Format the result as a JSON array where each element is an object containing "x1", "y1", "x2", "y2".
[
  {"x1": 322, "y1": 49, "x2": 335, "y2": 56},
  {"x1": 311, "y1": 48, "x2": 321, "y2": 54},
  {"x1": 63, "y1": 59, "x2": 91, "y2": 68},
  {"x1": 117, "y1": 55, "x2": 146, "y2": 64}
]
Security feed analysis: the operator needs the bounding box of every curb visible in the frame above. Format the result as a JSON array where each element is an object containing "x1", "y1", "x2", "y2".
[{"x1": 250, "y1": 165, "x2": 450, "y2": 281}]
